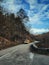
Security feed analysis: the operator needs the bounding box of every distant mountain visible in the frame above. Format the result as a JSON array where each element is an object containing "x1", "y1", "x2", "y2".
[
  {"x1": 35, "y1": 32, "x2": 49, "y2": 48},
  {"x1": 35, "y1": 32, "x2": 49, "y2": 41}
]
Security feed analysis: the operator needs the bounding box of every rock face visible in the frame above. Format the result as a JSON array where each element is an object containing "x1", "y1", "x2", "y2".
[{"x1": 0, "y1": 42, "x2": 49, "y2": 65}]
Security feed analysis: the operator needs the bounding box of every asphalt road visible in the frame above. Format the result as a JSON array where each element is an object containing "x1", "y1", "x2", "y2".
[{"x1": 0, "y1": 41, "x2": 49, "y2": 65}]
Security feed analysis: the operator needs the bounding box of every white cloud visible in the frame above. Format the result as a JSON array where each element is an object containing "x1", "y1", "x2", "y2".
[
  {"x1": 2, "y1": 0, "x2": 14, "y2": 3},
  {"x1": 1, "y1": 0, "x2": 29, "y2": 14},
  {"x1": 14, "y1": 0, "x2": 23, "y2": 4},
  {"x1": 26, "y1": 0, "x2": 37, "y2": 5},
  {"x1": 0, "y1": 0, "x2": 23, "y2": 13},
  {"x1": 27, "y1": 11, "x2": 43, "y2": 25},
  {"x1": 25, "y1": 0, "x2": 38, "y2": 10},
  {"x1": 29, "y1": 28, "x2": 49, "y2": 34},
  {"x1": 27, "y1": 4, "x2": 49, "y2": 26},
  {"x1": 29, "y1": 15, "x2": 42, "y2": 24}
]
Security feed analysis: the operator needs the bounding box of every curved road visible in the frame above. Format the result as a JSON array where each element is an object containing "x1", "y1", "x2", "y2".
[{"x1": 0, "y1": 41, "x2": 49, "y2": 65}]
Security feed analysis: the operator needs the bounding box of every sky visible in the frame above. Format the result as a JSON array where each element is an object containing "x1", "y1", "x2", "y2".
[{"x1": 0, "y1": 0, "x2": 49, "y2": 35}]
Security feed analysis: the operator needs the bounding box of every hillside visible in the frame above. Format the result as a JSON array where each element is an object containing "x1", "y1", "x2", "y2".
[
  {"x1": 35, "y1": 32, "x2": 49, "y2": 48},
  {"x1": 0, "y1": 36, "x2": 17, "y2": 50},
  {"x1": 0, "y1": 9, "x2": 34, "y2": 50}
]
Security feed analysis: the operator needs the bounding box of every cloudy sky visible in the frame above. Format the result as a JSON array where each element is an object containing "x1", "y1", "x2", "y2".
[{"x1": 0, "y1": 0, "x2": 49, "y2": 34}]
